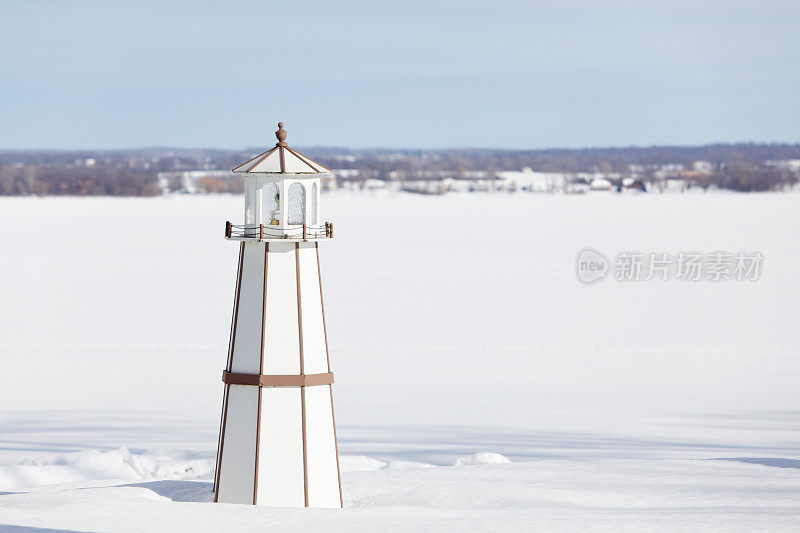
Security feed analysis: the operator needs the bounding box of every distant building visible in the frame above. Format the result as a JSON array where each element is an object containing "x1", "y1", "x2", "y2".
[
  {"x1": 621, "y1": 178, "x2": 647, "y2": 192},
  {"x1": 692, "y1": 160, "x2": 714, "y2": 173},
  {"x1": 765, "y1": 159, "x2": 800, "y2": 173},
  {"x1": 329, "y1": 154, "x2": 357, "y2": 163},
  {"x1": 565, "y1": 183, "x2": 591, "y2": 194},
  {"x1": 157, "y1": 170, "x2": 232, "y2": 193},
  {"x1": 629, "y1": 164, "x2": 646, "y2": 174},
  {"x1": 664, "y1": 178, "x2": 687, "y2": 192},
  {"x1": 400, "y1": 179, "x2": 449, "y2": 195},
  {"x1": 320, "y1": 173, "x2": 338, "y2": 191},
  {"x1": 362, "y1": 178, "x2": 387, "y2": 190},
  {"x1": 496, "y1": 167, "x2": 566, "y2": 193},
  {"x1": 332, "y1": 169, "x2": 360, "y2": 180},
  {"x1": 653, "y1": 164, "x2": 684, "y2": 180}
]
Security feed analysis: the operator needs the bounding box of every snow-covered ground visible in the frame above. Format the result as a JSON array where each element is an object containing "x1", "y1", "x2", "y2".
[
  {"x1": 1, "y1": 192, "x2": 799, "y2": 530},
  {"x1": 2, "y1": 450, "x2": 799, "y2": 532}
]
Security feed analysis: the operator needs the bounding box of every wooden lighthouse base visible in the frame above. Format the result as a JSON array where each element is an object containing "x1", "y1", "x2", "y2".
[{"x1": 214, "y1": 241, "x2": 342, "y2": 508}]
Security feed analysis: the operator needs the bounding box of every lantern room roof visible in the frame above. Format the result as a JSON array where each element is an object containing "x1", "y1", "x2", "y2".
[{"x1": 233, "y1": 122, "x2": 331, "y2": 174}]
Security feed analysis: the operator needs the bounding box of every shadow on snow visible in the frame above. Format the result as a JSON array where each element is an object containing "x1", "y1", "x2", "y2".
[{"x1": 120, "y1": 480, "x2": 214, "y2": 502}]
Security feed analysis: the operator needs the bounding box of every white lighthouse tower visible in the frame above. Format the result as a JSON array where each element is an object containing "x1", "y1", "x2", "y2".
[{"x1": 213, "y1": 122, "x2": 342, "y2": 508}]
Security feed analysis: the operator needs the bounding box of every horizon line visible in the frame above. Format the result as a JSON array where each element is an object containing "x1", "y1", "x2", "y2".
[{"x1": 2, "y1": 139, "x2": 800, "y2": 154}]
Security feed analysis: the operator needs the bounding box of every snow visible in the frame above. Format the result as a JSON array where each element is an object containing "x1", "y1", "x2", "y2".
[
  {"x1": 0, "y1": 454, "x2": 799, "y2": 531},
  {"x1": 0, "y1": 448, "x2": 212, "y2": 490},
  {"x1": 1, "y1": 192, "x2": 799, "y2": 530},
  {"x1": 338, "y1": 455, "x2": 388, "y2": 472},
  {"x1": 454, "y1": 452, "x2": 511, "y2": 466}
]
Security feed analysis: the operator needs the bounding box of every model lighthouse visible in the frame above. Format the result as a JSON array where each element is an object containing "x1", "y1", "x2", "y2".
[{"x1": 213, "y1": 122, "x2": 342, "y2": 508}]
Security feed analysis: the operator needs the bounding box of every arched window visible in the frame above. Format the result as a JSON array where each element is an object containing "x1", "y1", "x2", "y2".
[
  {"x1": 246, "y1": 182, "x2": 256, "y2": 224},
  {"x1": 261, "y1": 182, "x2": 279, "y2": 224},
  {"x1": 288, "y1": 182, "x2": 305, "y2": 225},
  {"x1": 310, "y1": 183, "x2": 318, "y2": 225}
]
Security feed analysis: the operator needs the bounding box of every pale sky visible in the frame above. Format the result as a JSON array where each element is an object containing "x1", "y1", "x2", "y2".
[{"x1": 1, "y1": 0, "x2": 798, "y2": 149}]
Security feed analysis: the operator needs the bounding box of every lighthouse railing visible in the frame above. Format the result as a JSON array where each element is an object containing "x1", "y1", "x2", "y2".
[{"x1": 225, "y1": 221, "x2": 332, "y2": 240}]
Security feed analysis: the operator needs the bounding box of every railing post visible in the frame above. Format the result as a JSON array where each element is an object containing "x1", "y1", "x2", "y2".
[
  {"x1": 302, "y1": 223, "x2": 307, "y2": 240},
  {"x1": 259, "y1": 224, "x2": 264, "y2": 240},
  {"x1": 225, "y1": 221, "x2": 231, "y2": 238},
  {"x1": 329, "y1": 223, "x2": 333, "y2": 239}
]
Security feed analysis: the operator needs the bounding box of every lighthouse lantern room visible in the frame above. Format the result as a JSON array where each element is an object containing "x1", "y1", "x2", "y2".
[{"x1": 214, "y1": 122, "x2": 342, "y2": 508}]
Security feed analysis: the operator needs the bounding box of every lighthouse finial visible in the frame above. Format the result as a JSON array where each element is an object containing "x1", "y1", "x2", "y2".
[{"x1": 275, "y1": 122, "x2": 287, "y2": 146}]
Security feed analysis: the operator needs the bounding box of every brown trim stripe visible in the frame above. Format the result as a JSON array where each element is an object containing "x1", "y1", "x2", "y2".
[
  {"x1": 289, "y1": 146, "x2": 332, "y2": 172},
  {"x1": 214, "y1": 386, "x2": 230, "y2": 501},
  {"x1": 214, "y1": 241, "x2": 245, "y2": 501},
  {"x1": 227, "y1": 242, "x2": 245, "y2": 372},
  {"x1": 285, "y1": 146, "x2": 323, "y2": 173},
  {"x1": 222, "y1": 371, "x2": 334, "y2": 387},
  {"x1": 296, "y1": 242, "x2": 309, "y2": 507},
  {"x1": 253, "y1": 242, "x2": 268, "y2": 505},
  {"x1": 233, "y1": 146, "x2": 278, "y2": 172}
]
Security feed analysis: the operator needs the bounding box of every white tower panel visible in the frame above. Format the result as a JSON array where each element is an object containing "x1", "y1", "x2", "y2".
[
  {"x1": 304, "y1": 385, "x2": 341, "y2": 507},
  {"x1": 216, "y1": 385, "x2": 258, "y2": 504},
  {"x1": 230, "y1": 243, "x2": 265, "y2": 374},
  {"x1": 255, "y1": 387, "x2": 305, "y2": 506},
  {"x1": 298, "y1": 243, "x2": 329, "y2": 374},
  {"x1": 263, "y1": 242, "x2": 300, "y2": 374}
]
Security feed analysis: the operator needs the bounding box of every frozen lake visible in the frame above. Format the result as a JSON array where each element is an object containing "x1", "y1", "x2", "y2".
[{"x1": 1, "y1": 192, "x2": 799, "y2": 530}]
